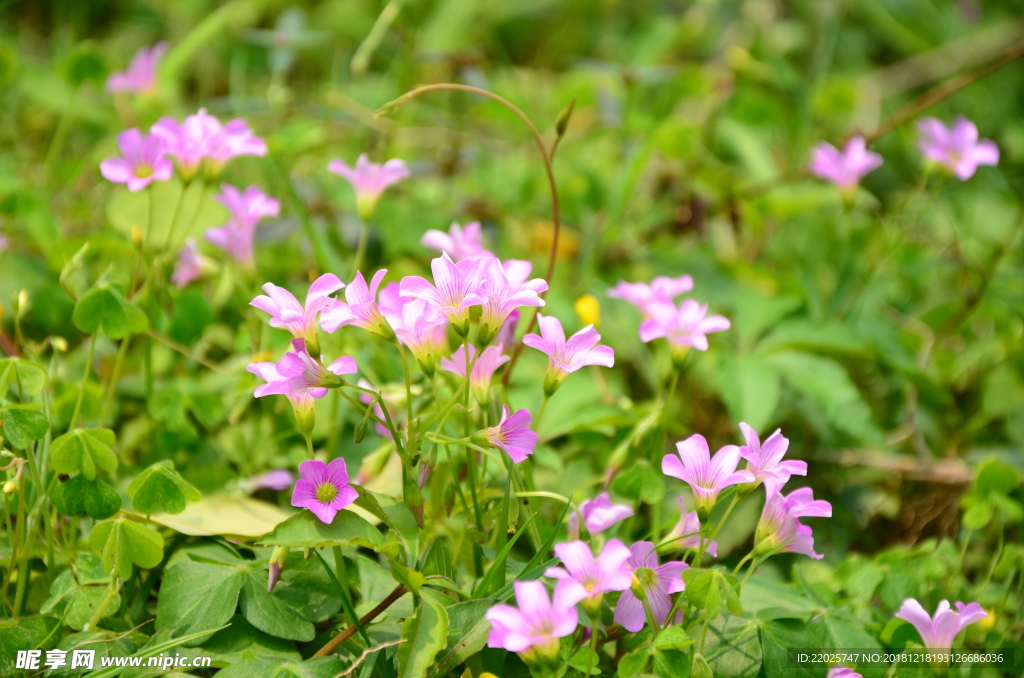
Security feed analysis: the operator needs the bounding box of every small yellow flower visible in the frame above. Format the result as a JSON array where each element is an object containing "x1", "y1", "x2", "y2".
[
  {"x1": 978, "y1": 609, "x2": 996, "y2": 630},
  {"x1": 574, "y1": 294, "x2": 600, "y2": 327}
]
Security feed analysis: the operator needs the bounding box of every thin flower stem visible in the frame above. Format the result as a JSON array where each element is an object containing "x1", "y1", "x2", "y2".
[
  {"x1": 161, "y1": 182, "x2": 189, "y2": 251},
  {"x1": 732, "y1": 553, "x2": 753, "y2": 577},
  {"x1": 740, "y1": 556, "x2": 766, "y2": 588},
  {"x1": 304, "y1": 434, "x2": 315, "y2": 460},
  {"x1": 350, "y1": 219, "x2": 369, "y2": 280},
  {"x1": 534, "y1": 394, "x2": 550, "y2": 431},
  {"x1": 84, "y1": 576, "x2": 120, "y2": 631},
  {"x1": 708, "y1": 493, "x2": 741, "y2": 543},
  {"x1": 395, "y1": 342, "x2": 414, "y2": 438},
  {"x1": 69, "y1": 335, "x2": 97, "y2": 430},
  {"x1": 585, "y1": 620, "x2": 600, "y2": 677},
  {"x1": 100, "y1": 336, "x2": 131, "y2": 427}
]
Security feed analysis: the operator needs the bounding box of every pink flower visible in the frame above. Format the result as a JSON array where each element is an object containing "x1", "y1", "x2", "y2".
[
  {"x1": 522, "y1": 314, "x2": 614, "y2": 395},
  {"x1": 810, "y1": 136, "x2": 883, "y2": 191},
  {"x1": 0, "y1": 232, "x2": 8, "y2": 251},
  {"x1": 106, "y1": 42, "x2": 167, "y2": 94},
  {"x1": 753, "y1": 487, "x2": 832, "y2": 560},
  {"x1": 251, "y1": 273, "x2": 344, "y2": 342},
  {"x1": 545, "y1": 540, "x2": 632, "y2": 609},
  {"x1": 441, "y1": 344, "x2": 510, "y2": 403},
  {"x1": 204, "y1": 118, "x2": 267, "y2": 172},
  {"x1": 479, "y1": 405, "x2": 537, "y2": 463},
  {"x1": 100, "y1": 129, "x2": 173, "y2": 192},
  {"x1": 249, "y1": 469, "x2": 295, "y2": 492},
  {"x1": 497, "y1": 310, "x2": 520, "y2": 353},
  {"x1": 398, "y1": 253, "x2": 488, "y2": 335},
  {"x1": 150, "y1": 109, "x2": 222, "y2": 180},
  {"x1": 738, "y1": 423, "x2": 807, "y2": 496},
  {"x1": 247, "y1": 338, "x2": 357, "y2": 414},
  {"x1": 478, "y1": 259, "x2": 548, "y2": 345},
  {"x1": 328, "y1": 154, "x2": 410, "y2": 220},
  {"x1": 664, "y1": 501, "x2": 718, "y2": 557},
  {"x1": 291, "y1": 458, "x2": 358, "y2": 524},
  {"x1": 827, "y1": 668, "x2": 862, "y2": 678},
  {"x1": 320, "y1": 270, "x2": 394, "y2": 340},
  {"x1": 572, "y1": 493, "x2": 634, "y2": 534},
  {"x1": 613, "y1": 541, "x2": 687, "y2": 633},
  {"x1": 895, "y1": 599, "x2": 988, "y2": 651},
  {"x1": 608, "y1": 275, "x2": 694, "y2": 316},
  {"x1": 421, "y1": 221, "x2": 491, "y2": 261},
  {"x1": 640, "y1": 299, "x2": 730, "y2": 352},
  {"x1": 486, "y1": 580, "x2": 579, "y2": 660},
  {"x1": 662, "y1": 434, "x2": 754, "y2": 519},
  {"x1": 205, "y1": 184, "x2": 280, "y2": 264},
  {"x1": 918, "y1": 116, "x2": 999, "y2": 180},
  {"x1": 378, "y1": 283, "x2": 448, "y2": 375},
  {"x1": 171, "y1": 238, "x2": 203, "y2": 288}
]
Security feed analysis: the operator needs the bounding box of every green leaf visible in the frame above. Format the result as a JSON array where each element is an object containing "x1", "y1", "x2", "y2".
[
  {"x1": 89, "y1": 517, "x2": 164, "y2": 578},
  {"x1": 156, "y1": 560, "x2": 243, "y2": 645},
  {"x1": 168, "y1": 289, "x2": 214, "y2": 346},
  {"x1": 612, "y1": 459, "x2": 665, "y2": 505},
  {"x1": 569, "y1": 646, "x2": 602, "y2": 675},
  {"x1": 654, "y1": 626, "x2": 693, "y2": 651},
  {"x1": 189, "y1": 392, "x2": 226, "y2": 430},
  {"x1": 702, "y1": 614, "x2": 761, "y2": 678},
  {"x1": 0, "y1": 617, "x2": 61, "y2": 676},
  {"x1": 239, "y1": 569, "x2": 315, "y2": 641},
  {"x1": 40, "y1": 568, "x2": 120, "y2": 631},
  {"x1": 974, "y1": 456, "x2": 1021, "y2": 496},
  {"x1": 759, "y1": 618, "x2": 817, "y2": 678},
  {"x1": 148, "y1": 389, "x2": 188, "y2": 428},
  {"x1": 258, "y1": 508, "x2": 385, "y2": 551},
  {"x1": 692, "y1": 653, "x2": 714, "y2": 678},
  {"x1": 420, "y1": 537, "x2": 456, "y2": 581},
  {"x1": 396, "y1": 589, "x2": 449, "y2": 678},
  {"x1": 52, "y1": 474, "x2": 122, "y2": 519},
  {"x1": 355, "y1": 485, "x2": 420, "y2": 557},
  {"x1": 0, "y1": 358, "x2": 48, "y2": 397},
  {"x1": 960, "y1": 495, "x2": 994, "y2": 529},
  {"x1": 716, "y1": 353, "x2": 780, "y2": 433},
  {"x1": 618, "y1": 646, "x2": 651, "y2": 677},
  {"x1": 73, "y1": 283, "x2": 148, "y2": 339},
  {"x1": 2, "y1": 406, "x2": 49, "y2": 449},
  {"x1": 50, "y1": 428, "x2": 117, "y2": 481},
  {"x1": 127, "y1": 460, "x2": 202, "y2": 515},
  {"x1": 214, "y1": 657, "x2": 348, "y2": 678},
  {"x1": 64, "y1": 44, "x2": 108, "y2": 87},
  {"x1": 275, "y1": 554, "x2": 342, "y2": 623},
  {"x1": 684, "y1": 569, "x2": 722, "y2": 617},
  {"x1": 427, "y1": 599, "x2": 496, "y2": 678}
]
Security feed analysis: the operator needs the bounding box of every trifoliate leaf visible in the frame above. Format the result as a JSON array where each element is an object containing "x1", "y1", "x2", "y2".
[
  {"x1": 127, "y1": 460, "x2": 202, "y2": 515},
  {"x1": 73, "y1": 283, "x2": 148, "y2": 339},
  {"x1": 2, "y1": 406, "x2": 50, "y2": 449},
  {"x1": 49, "y1": 428, "x2": 117, "y2": 480},
  {"x1": 52, "y1": 474, "x2": 122, "y2": 519},
  {"x1": 89, "y1": 517, "x2": 164, "y2": 578}
]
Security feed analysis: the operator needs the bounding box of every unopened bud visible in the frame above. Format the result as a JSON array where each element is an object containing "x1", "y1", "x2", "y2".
[
  {"x1": 131, "y1": 226, "x2": 143, "y2": 248},
  {"x1": 267, "y1": 545, "x2": 289, "y2": 592},
  {"x1": 51, "y1": 337, "x2": 68, "y2": 353},
  {"x1": 443, "y1": 483, "x2": 456, "y2": 517},
  {"x1": 555, "y1": 98, "x2": 576, "y2": 138},
  {"x1": 16, "y1": 290, "x2": 29, "y2": 318},
  {"x1": 3, "y1": 481, "x2": 15, "y2": 494},
  {"x1": 417, "y1": 461, "x2": 433, "y2": 489},
  {"x1": 353, "y1": 415, "x2": 370, "y2": 444}
]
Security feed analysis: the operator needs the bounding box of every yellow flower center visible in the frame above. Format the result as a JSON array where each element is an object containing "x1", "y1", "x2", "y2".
[
  {"x1": 136, "y1": 163, "x2": 154, "y2": 178},
  {"x1": 316, "y1": 483, "x2": 338, "y2": 503}
]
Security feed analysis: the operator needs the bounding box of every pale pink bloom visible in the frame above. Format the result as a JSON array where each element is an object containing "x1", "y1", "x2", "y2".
[
  {"x1": 421, "y1": 221, "x2": 491, "y2": 261},
  {"x1": 895, "y1": 599, "x2": 988, "y2": 651},
  {"x1": 205, "y1": 184, "x2": 280, "y2": 264},
  {"x1": 251, "y1": 273, "x2": 344, "y2": 342},
  {"x1": 320, "y1": 270, "x2": 394, "y2": 339},
  {"x1": 478, "y1": 258, "x2": 547, "y2": 345},
  {"x1": 480, "y1": 405, "x2": 537, "y2": 464},
  {"x1": 440, "y1": 344, "x2": 509, "y2": 403},
  {"x1": 607, "y1": 275, "x2": 694, "y2": 316},
  {"x1": 247, "y1": 338, "x2": 356, "y2": 413},
  {"x1": 918, "y1": 116, "x2": 999, "y2": 180},
  {"x1": 810, "y1": 136, "x2": 883, "y2": 190},
  {"x1": 572, "y1": 493, "x2": 634, "y2": 535},
  {"x1": 739, "y1": 422, "x2": 807, "y2": 496},
  {"x1": 249, "y1": 469, "x2": 295, "y2": 492},
  {"x1": 0, "y1": 232, "x2": 7, "y2": 251},
  {"x1": 150, "y1": 109, "x2": 222, "y2": 179},
  {"x1": 662, "y1": 434, "x2": 754, "y2": 517},
  {"x1": 639, "y1": 299, "x2": 730, "y2": 351},
  {"x1": 106, "y1": 42, "x2": 167, "y2": 94},
  {"x1": 545, "y1": 540, "x2": 632, "y2": 606},
  {"x1": 171, "y1": 238, "x2": 204, "y2": 288},
  {"x1": 664, "y1": 501, "x2": 718, "y2": 558},
  {"x1": 328, "y1": 154, "x2": 410, "y2": 220},
  {"x1": 522, "y1": 314, "x2": 614, "y2": 394},
  {"x1": 378, "y1": 283, "x2": 448, "y2": 375},
  {"x1": 291, "y1": 458, "x2": 358, "y2": 524},
  {"x1": 753, "y1": 487, "x2": 832, "y2": 560},
  {"x1": 827, "y1": 668, "x2": 862, "y2": 678},
  {"x1": 100, "y1": 129, "x2": 173, "y2": 192},
  {"x1": 613, "y1": 541, "x2": 687, "y2": 633},
  {"x1": 398, "y1": 253, "x2": 488, "y2": 333},
  {"x1": 204, "y1": 118, "x2": 267, "y2": 171},
  {"x1": 486, "y1": 580, "x2": 579, "y2": 658},
  {"x1": 497, "y1": 310, "x2": 520, "y2": 352}
]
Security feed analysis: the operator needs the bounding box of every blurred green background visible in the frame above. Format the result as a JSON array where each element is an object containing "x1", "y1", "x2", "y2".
[{"x1": 3, "y1": 0, "x2": 1024, "y2": 558}]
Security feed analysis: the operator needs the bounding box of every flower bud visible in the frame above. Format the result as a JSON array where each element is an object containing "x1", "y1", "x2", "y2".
[
  {"x1": 353, "y1": 416, "x2": 369, "y2": 444},
  {"x1": 16, "y1": 290, "x2": 29, "y2": 319},
  {"x1": 131, "y1": 226, "x2": 143, "y2": 249},
  {"x1": 442, "y1": 483, "x2": 456, "y2": 517},
  {"x1": 555, "y1": 98, "x2": 576, "y2": 138},
  {"x1": 51, "y1": 337, "x2": 68, "y2": 353},
  {"x1": 3, "y1": 481, "x2": 15, "y2": 494},
  {"x1": 267, "y1": 545, "x2": 289, "y2": 592}
]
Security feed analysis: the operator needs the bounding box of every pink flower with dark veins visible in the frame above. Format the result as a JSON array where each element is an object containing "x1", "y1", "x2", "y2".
[
  {"x1": 894, "y1": 599, "x2": 988, "y2": 652},
  {"x1": 100, "y1": 129, "x2": 173, "y2": 192},
  {"x1": 106, "y1": 42, "x2": 167, "y2": 94},
  {"x1": 320, "y1": 270, "x2": 394, "y2": 340},
  {"x1": 150, "y1": 109, "x2": 222, "y2": 180},
  {"x1": 523, "y1": 314, "x2": 614, "y2": 395},
  {"x1": 421, "y1": 221, "x2": 491, "y2": 261},
  {"x1": 247, "y1": 338, "x2": 356, "y2": 415},
  {"x1": 379, "y1": 283, "x2": 449, "y2": 376},
  {"x1": 477, "y1": 258, "x2": 547, "y2": 346},
  {"x1": 572, "y1": 493, "x2": 634, "y2": 535},
  {"x1": 753, "y1": 487, "x2": 832, "y2": 560},
  {"x1": 545, "y1": 540, "x2": 632, "y2": 612},
  {"x1": 738, "y1": 422, "x2": 807, "y2": 496},
  {"x1": 328, "y1": 154, "x2": 410, "y2": 220},
  {"x1": 291, "y1": 458, "x2": 358, "y2": 524},
  {"x1": 613, "y1": 541, "x2": 688, "y2": 633},
  {"x1": 810, "y1": 135, "x2": 883, "y2": 191},
  {"x1": 479, "y1": 405, "x2": 537, "y2": 464},
  {"x1": 251, "y1": 273, "x2": 344, "y2": 342},
  {"x1": 918, "y1": 116, "x2": 999, "y2": 180},
  {"x1": 441, "y1": 344, "x2": 509, "y2": 404},
  {"x1": 398, "y1": 253, "x2": 488, "y2": 335},
  {"x1": 662, "y1": 433, "x2": 754, "y2": 519}
]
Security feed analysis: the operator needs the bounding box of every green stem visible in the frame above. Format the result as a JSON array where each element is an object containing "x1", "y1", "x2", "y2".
[
  {"x1": 100, "y1": 335, "x2": 131, "y2": 427},
  {"x1": 641, "y1": 596, "x2": 661, "y2": 635},
  {"x1": 535, "y1": 394, "x2": 550, "y2": 431},
  {"x1": 585, "y1": 619, "x2": 600, "y2": 677},
  {"x1": 350, "y1": 220, "x2": 368, "y2": 280},
  {"x1": 161, "y1": 183, "x2": 189, "y2": 251},
  {"x1": 304, "y1": 434, "x2": 315, "y2": 460},
  {"x1": 69, "y1": 335, "x2": 97, "y2": 430},
  {"x1": 708, "y1": 493, "x2": 740, "y2": 543},
  {"x1": 84, "y1": 576, "x2": 120, "y2": 631},
  {"x1": 732, "y1": 554, "x2": 753, "y2": 577}
]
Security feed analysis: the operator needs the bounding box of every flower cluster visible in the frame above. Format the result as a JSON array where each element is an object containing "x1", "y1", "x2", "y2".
[{"x1": 810, "y1": 115, "x2": 999, "y2": 193}]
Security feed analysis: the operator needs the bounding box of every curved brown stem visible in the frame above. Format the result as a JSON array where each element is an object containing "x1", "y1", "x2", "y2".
[
  {"x1": 375, "y1": 83, "x2": 562, "y2": 386},
  {"x1": 313, "y1": 584, "x2": 406, "y2": 657}
]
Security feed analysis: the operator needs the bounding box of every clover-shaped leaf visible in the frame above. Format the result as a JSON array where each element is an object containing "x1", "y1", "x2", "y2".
[
  {"x1": 89, "y1": 517, "x2": 164, "y2": 578},
  {"x1": 50, "y1": 428, "x2": 117, "y2": 480},
  {"x1": 2, "y1": 406, "x2": 50, "y2": 449},
  {"x1": 0, "y1": 358, "x2": 48, "y2": 397},
  {"x1": 72, "y1": 283, "x2": 148, "y2": 339},
  {"x1": 127, "y1": 460, "x2": 201, "y2": 515},
  {"x1": 52, "y1": 474, "x2": 122, "y2": 519}
]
